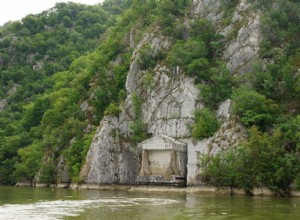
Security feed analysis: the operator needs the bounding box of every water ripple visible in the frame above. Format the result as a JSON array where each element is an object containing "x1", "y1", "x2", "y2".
[{"x1": 0, "y1": 197, "x2": 178, "y2": 220}]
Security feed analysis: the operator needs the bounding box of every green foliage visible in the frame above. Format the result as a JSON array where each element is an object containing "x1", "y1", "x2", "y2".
[
  {"x1": 232, "y1": 88, "x2": 280, "y2": 131},
  {"x1": 187, "y1": 58, "x2": 209, "y2": 78},
  {"x1": 220, "y1": 0, "x2": 239, "y2": 8},
  {"x1": 130, "y1": 93, "x2": 147, "y2": 143},
  {"x1": 245, "y1": 59, "x2": 300, "y2": 109},
  {"x1": 200, "y1": 126, "x2": 300, "y2": 192},
  {"x1": 198, "y1": 62, "x2": 234, "y2": 109},
  {"x1": 220, "y1": 0, "x2": 240, "y2": 26},
  {"x1": 192, "y1": 108, "x2": 220, "y2": 140},
  {"x1": 38, "y1": 159, "x2": 56, "y2": 184},
  {"x1": 138, "y1": 43, "x2": 165, "y2": 70},
  {"x1": 260, "y1": 0, "x2": 300, "y2": 58},
  {"x1": 167, "y1": 18, "x2": 228, "y2": 109},
  {"x1": 90, "y1": 50, "x2": 131, "y2": 122},
  {"x1": 154, "y1": 0, "x2": 191, "y2": 36},
  {"x1": 242, "y1": 127, "x2": 299, "y2": 191},
  {"x1": 142, "y1": 72, "x2": 154, "y2": 89},
  {"x1": 104, "y1": 103, "x2": 121, "y2": 116},
  {"x1": 102, "y1": 0, "x2": 133, "y2": 15},
  {"x1": 64, "y1": 132, "x2": 95, "y2": 183},
  {"x1": 190, "y1": 18, "x2": 225, "y2": 59},
  {"x1": 0, "y1": 156, "x2": 18, "y2": 185},
  {"x1": 22, "y1": 96, "x2": 50, "y2": 131},
  {"x1": 276, "y1": 115, "x2": 300, "y2": 152},
  {"x1": 200, "y1": 147, "x2": 254, "y2": 189},
  {"x1": 130, "y1": 118, "x2": 147, "y2": 143},
  {"x1": 118, "y1": 90, "x2": 127, "y2": 102},
  {"x1": 14, "y1": 142, "x2": 43, "y2": 182},
  {"x1": 131, "y1": 92, "x2": 142, "y2": 119},
  {"x1": 0, "y1": 1, "x2": 130, "y2": 184},
  {"x1": 0, "y1": 0, "x2": 298, "y2": 189},
  {"x1": 167, "y1": 39, "x2": 208, "y2": 70}
]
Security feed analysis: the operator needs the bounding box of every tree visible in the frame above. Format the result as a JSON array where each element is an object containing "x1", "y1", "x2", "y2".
[
  {"x1": 167, "y1": 39, "x2": 208, "y2": 70},
  {"x1": 14, "y1": 142, "x2": 43, "y2": 182},
  {"x1": 232, "y1": 88, "x2": 280, "y2": 130},
  {"x1": 200, "y1": 126, "x2": 300, "y2": 192}
]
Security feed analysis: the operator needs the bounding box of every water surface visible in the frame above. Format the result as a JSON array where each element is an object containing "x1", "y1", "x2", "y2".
[{"x1": 0, "y1": 186, "x2": 299, "y2": 219}]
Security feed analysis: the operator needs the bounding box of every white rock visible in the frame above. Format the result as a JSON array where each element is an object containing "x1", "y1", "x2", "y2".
[{"x1": 0, "y1": 99, "x2": 7, "y2": 111}]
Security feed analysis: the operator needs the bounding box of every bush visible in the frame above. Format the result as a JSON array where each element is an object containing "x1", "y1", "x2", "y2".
[
  {"x1": 38, "y1": 160, "x2": 56, "y2": 184},
  {"x1": 192, "y1": 108, "x2": 220, "y2": 139},
  {"x1": 14, "y1": 142, "x2": 43, "y2": 182},
  {"x1": 167, "y1": 39, "x2": 208, "y2": 70},
  {"x1": 187, "y1": 58, "x2": 209, "y2": 78},
  {"x1": 198, "y1": 62, "x2": 233, "y2": 109},
  {"x1": 232, "y1": 88, "x2": 280, "y2": 130},
  {"x1": 64, "y1": 132, "x2": 94, "y2": 183},
  {"x1": 104, "y1": 103, "x2": 121, "y2": 116},
  {"x1": 130, "y1": 119, "x2": 147, "y2": 143},
  {"x1": 200, "y1": 147, "x2": 254, "y2": 190},
  {"x1": 130, "y1": 93, "x2": 147, "y2": 143},
  {"x1": 142, "y1": 72, "x2": 154, "y2": 89},
  {"x1": 137, "y1": 43, "x2": 164, "y2": 70}
]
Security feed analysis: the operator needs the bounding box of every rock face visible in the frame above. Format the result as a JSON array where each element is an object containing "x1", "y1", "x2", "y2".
[
  {"x1": 80, "y1": 116, "x2": 138, "y2": 184},
  {"x1": 0, "y1": 84, "x2": 20, "y2": 112},
  {"x1": 142, "y1": 67, "x2": 201, "y2": 138},
  {"x1": 56, "y1": 155, "x2": 71, "y2": 184},
  {"x1": 223, "y1": 4, "x2": 262, "y2": 74},
  {"x1": 185, "y1": 100, "x2": 246, "y2": 185},
  {"x1": 192, "y1": 0, "x2": 223, "y2": 22},
  {"x1": 0, "y1": 99, "x2": 7, "y2": 112},
  {"x1": 1, "y1": 84, "x2": 19, "y2": 112},
  {"x1": 193, "y1": 0, "x2": 262, "y2": 75},
  {"x1": 80, "y1": 0, "x2": 261, "y2": 186}
]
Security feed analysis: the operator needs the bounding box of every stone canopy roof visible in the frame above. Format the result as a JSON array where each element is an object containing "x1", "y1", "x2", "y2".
[{"x1": 138, "y1": 135, "x2": 187, "y2": 152}]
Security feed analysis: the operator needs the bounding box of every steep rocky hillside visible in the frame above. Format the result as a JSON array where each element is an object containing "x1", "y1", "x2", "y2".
[
  {"x1": 80, "y1": 0, "x2": 258, "y2": 186},
  {"x1": 0, "y1": 0, "x2": 299, "y2": 193},
  {"x1": 80, "y1": 0, "x2": 300, "y2": 192}
]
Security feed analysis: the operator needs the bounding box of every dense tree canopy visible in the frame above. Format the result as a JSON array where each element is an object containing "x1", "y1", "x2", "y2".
[{"x1": 0, "y1": 1, "x2": 130, "y2": 184}]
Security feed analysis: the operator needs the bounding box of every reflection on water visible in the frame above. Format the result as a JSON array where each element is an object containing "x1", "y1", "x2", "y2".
[{"x1": 0, "y1": 186, "x2": 299, "y2": 220}]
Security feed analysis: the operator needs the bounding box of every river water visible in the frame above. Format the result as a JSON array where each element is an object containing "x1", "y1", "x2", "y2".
[{"x1": 0, "y1": 186, "x2": 299, "y2": 220}]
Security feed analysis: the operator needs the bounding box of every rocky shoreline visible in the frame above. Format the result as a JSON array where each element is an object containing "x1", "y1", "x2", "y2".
[{"x1": 14, "y1": 182, "x2": 300, "y2": 197}]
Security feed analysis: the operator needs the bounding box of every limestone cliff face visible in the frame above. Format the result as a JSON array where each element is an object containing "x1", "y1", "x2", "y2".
[
  {"x1": 193, "y1": 0, "x2": 262, "y2": 74},
  {"x1": 80, "y1": 0, "x2": 261, "y2": 185},
  {"x1": 222, "y1": 1, "x2": 262, "y2": 74},
  {"x1": 80, "y1": 116, "x2": 138, "y2": 184}
]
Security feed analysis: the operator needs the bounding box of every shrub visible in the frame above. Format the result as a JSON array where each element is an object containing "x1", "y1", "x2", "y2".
[
  {"x1": 232, "y1": 88, "x2": 280, "y2": 130},
  {"x1": 167, "y1": 39, "x2": 208, "y2": 70},
  {"x1": 130, "y1": 119, "x2": 147, "y2": 143},
  {"x1": 192, "y1": 108, "x2": 220, "y2": 139},
  {"x1": 198, "y1": 62, "x2": 233, "y2": 109},
  {"x1": 130, "y1": 93, "x2": 147, "y2": 143},
  {"x1": 200, "y1": 147, "x2": 254, "y2": 189},
  {"x1": 138, "y1": 43, "x2": 164, "y2": 70},
  {"x1": 142, "y1": 71, "x2": 154, "y2": 89},
  {"x1": 38, "y1": 160, "x2": 56, "y2": 184},
  {"x1": 104, "y1": 103, "x2": 121, "y2": 116},
  {"x1": 187, "y1": 58, "x2": 209, "y2": 79},
  {"x1": 64, "y1": 132, "x2": 95, "y2": 183}
]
